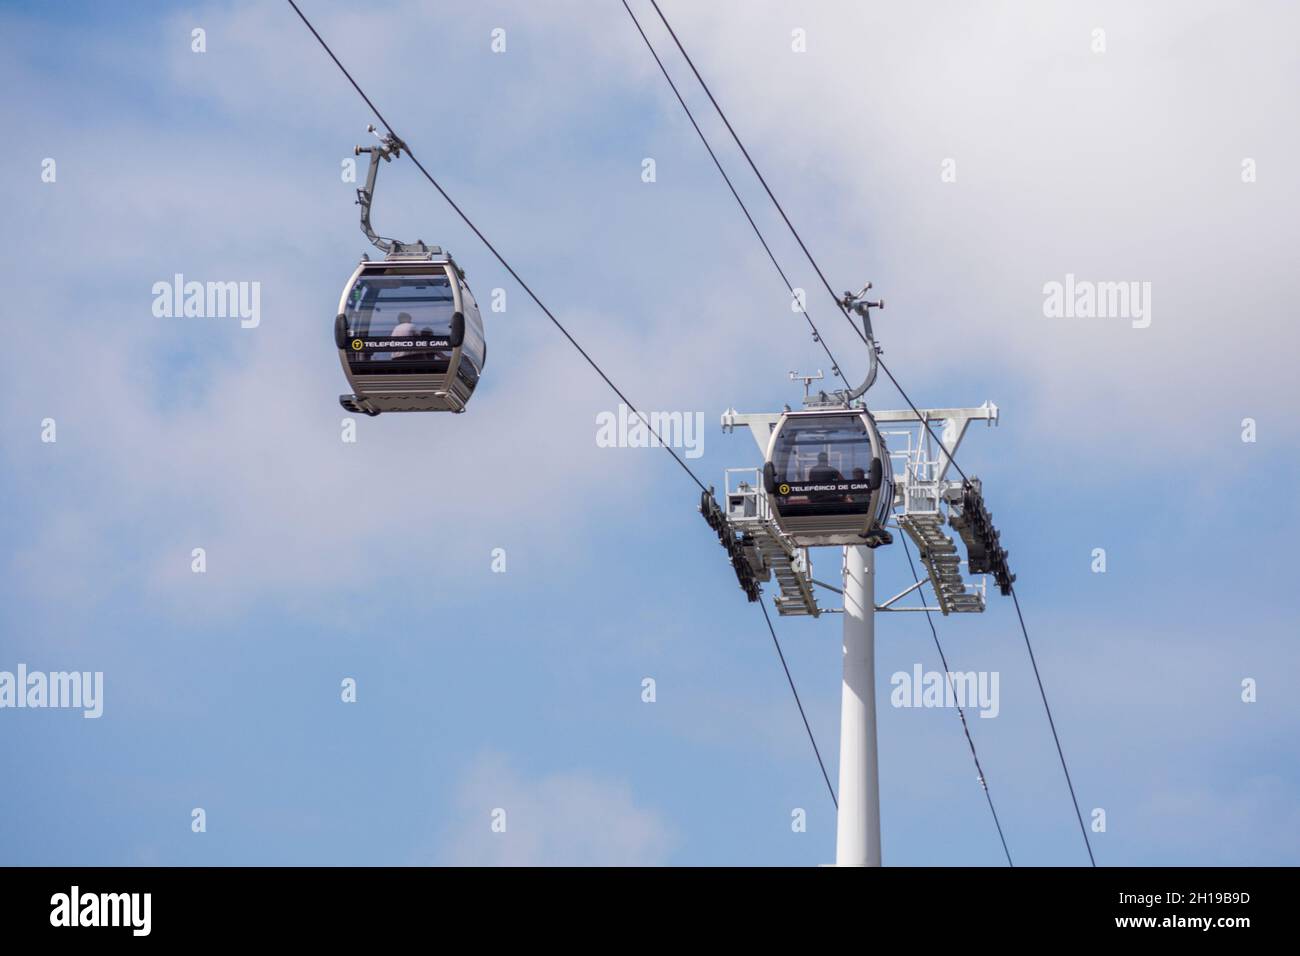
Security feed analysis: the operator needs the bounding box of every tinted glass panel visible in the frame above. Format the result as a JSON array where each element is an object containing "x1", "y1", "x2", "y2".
[
  {"x1": 458, "y1": 279, "x2": 486, "y2": 372},
  {"x1": 770, "y1": 413, "x2": 875, "y2": 516},
  {"x1": 344, "y1": 272, "x2": 454, "y2": 368}
]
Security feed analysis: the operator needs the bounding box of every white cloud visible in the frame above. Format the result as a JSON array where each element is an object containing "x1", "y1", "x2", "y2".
[{"x1": 622, "y1": 0, "x2": 1300, "y2": 452}]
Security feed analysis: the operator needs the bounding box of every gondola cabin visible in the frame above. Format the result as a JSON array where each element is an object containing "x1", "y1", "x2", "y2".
[
  {"x1": 335, "y1": 250, "x2": 485, "y2": 415},
  {"x1": 762, "y1": 407, "x2": 895, "y2": 548}
]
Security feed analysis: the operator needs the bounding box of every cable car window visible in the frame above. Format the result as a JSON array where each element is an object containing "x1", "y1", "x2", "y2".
[
  {"x1": 771, "y1": 414, "x2": 875, "y2": 516},
  {"x1": 458, "y1": 279, "x2": 485, "y2": 371},
  {"x1": 345, "y1": 273, "x2": 455, "y2": 364}
]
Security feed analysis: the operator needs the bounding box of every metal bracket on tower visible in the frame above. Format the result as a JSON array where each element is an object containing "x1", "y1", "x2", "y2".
[
  {"x1": 949, "y1": 481, "x2": 1015, "y2": 595},
  {"x1": 878, "y1": 403, "x2": 1004, "y2": 613},
  {"x1": 710, "y1": 471, "x2": 820, "y2": 616},
  {"x1": 699, "y1": 488, "x2": 764, "y2": 604}
]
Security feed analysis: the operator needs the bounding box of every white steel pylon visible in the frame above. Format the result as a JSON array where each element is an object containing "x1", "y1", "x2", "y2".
[{"x1": 718, "y1": 400, "x2": 1001, "y2": 866}]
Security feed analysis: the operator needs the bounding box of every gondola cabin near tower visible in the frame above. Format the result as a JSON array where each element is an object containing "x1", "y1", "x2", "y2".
[{"x1": 762, "y1": 406, "x2": 895, "y2": 548}]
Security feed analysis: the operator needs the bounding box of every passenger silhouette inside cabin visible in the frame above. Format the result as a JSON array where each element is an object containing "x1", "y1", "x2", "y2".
[
  {"x1": 852, "y1": 467, "x2": 867, "y2": 482},
  {"x1": 390, "y1": 310, "x2": 416, "y2": 337},
  {"x1": 808, "y1": 451, "x2": 843, "y2": 483},
  {"x1": 389, "y1": 311, "x2": 417, "y2": 360}
]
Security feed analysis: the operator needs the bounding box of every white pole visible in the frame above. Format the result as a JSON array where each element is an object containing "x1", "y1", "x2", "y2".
[{"x1": 836, "y1": 544, "x2": 881, "y2": 866}]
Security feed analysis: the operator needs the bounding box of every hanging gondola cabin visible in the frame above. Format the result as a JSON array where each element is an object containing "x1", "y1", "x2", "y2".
[
  {"x1": 762, "y1": 407, "x2": 895, "y2": 548},
  {"x1": 335, "y1": 250, "x2": 485, "y2": 415}
]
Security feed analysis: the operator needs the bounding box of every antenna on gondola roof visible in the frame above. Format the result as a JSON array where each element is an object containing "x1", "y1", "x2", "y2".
[{"x1": 789, "y1": 369, "x2": 824, "y2": 401}]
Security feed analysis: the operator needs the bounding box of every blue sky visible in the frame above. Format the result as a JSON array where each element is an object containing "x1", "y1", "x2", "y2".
[{"x1": 1, "y1": 0, "x2": 1297, "y2": 866}]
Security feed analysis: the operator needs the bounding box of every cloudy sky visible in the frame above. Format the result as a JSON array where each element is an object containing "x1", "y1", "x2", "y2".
[{"x1": 1, "y1": 0, "x2": 1296, "y2": 865}]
